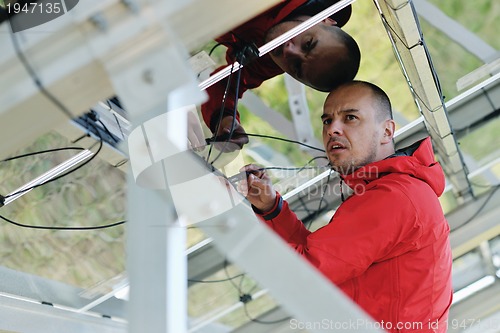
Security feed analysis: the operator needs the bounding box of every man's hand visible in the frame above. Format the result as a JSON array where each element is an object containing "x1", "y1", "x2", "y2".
[
  {"x1": 239, "y1": 164, "x2": 276, "y2": 213},
  {"x1": 213, "y1": 116, "x2": 249, "y2": 152}
]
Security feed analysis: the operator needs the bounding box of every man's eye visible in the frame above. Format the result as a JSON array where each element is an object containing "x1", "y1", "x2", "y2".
[
  {"x1": 271, "y1": 46, "x2": 283, "y2": 57},
  {"x1": 303, "y1": 39, "x2": 313, "y2": 51},
  {"x1": 302, "y1": 38, "x2": 316, "y2": 51},
  {"x1": 346, "y1": 115, "x2": 357, "y2": 121},
  {"x1": 322, "y1": 118, "x2": 332, "y2": 125}
]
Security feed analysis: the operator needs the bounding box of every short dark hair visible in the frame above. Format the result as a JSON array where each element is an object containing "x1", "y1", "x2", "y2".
[
  {"x1": 314, "y1": 26, "x2": 360, "y2": 92},
  {"x1": 334, "y1": 80, "x2": 393, "y2": 121}
]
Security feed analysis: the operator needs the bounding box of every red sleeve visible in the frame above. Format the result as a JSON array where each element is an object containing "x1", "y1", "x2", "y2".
[
  {"x1": 201, "y1": 55, "x2": 283, "y2": 132},
  {"x1": 260, "y1": 186, "x2": 424, "y2": 285}
]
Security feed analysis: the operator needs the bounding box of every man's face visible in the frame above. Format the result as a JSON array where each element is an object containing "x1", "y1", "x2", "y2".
[
  {"x1": 266, "y1": 18, "x2": 346, "y2": 90},
  {"x1": 321, "y1": 85, "x2": 386, "y2": 174}
]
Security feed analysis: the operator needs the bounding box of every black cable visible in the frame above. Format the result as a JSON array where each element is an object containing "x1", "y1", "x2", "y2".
[
  {"x1": 112, "y1": 113, "x2": 126, "y2": 140},
  {"x1": 71, "y1": 133, "x2": 90, "y2": 144},
  {"x1": 261, "y1": 166, "x2": 325, "y2": 172},
  {"x1": 0, "y1": 213, "x2": 125, "y2": 230},
  {"x1": 207, "y1": 133, "x2": 326, "y2": 153},
  {"x1": 208, "y1": 42, "x2": 223, "y2": 57},
  {"x1": 222, "y1": 257, "x2": 291, "y2": 325},
  {"x1": 223, "y1": 258, "x2": 245, "y2": 294},
  {"x1": 187, "y1": 273, "x2": 246, "y2": 284},
  {"x1": 3, "y1": 121, "x2": 103, "y2": 200},
  {"x1": 451, "y1": 185, "x2": 500, "y2": 232},
  {"x1": 1, "y1": 147, "x2": 85, "y2": 162},
  {"x1": 106, "y1": 100, "x2": 126, "y2": 141},
  {"x1": 243, "y1": 304, "x2": 291, "y2": 325},
  {"x1": 208, "y1": 49, "x2": 245, "y2": 166},
  {"x1": 307, "y1": 169, "x2": 333, "y2": 229},
  {"x1": 246, "y1": 133, "x2": 325, "y2": 152},
  {"x1": 9, "y1": 24, "x2": 74, "y2": 120},
  {"x1": 294, "y1": 155, "x2": 330, "y2": 176},
  {"x1": 97, "y1": 119, "x2": 119, "y2": 143},
  {"x1": 206, "y1": 61, "x2": 236, "y2": 164}
]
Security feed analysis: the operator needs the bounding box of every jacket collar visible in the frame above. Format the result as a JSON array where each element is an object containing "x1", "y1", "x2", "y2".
[{"x1": 340, "y1": 137, "x2": 445, "y2": 196}]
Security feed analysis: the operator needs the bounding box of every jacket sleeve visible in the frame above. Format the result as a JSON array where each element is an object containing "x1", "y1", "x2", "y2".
[
  {"x1": 258, "y1": 187, "x2": 423, "y2": 285},
  {"x1": 201, "y1": 55, "x2": 283, "y2": 132}
]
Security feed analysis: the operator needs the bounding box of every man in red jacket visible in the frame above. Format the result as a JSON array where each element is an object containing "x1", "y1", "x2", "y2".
[
  {"x1": 201, "y1": 0, "x2": 360, "y2": 150},
  {"x1": 241, "y1": 81, "x2": 453, "y2": 332}
]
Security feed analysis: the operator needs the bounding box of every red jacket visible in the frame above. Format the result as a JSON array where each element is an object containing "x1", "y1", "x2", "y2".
[
  {"x1": 201, "y1": 0, "x2": 351, "y2": 131},
  {"x1": 258, "y1": 138, "x2": 453, "y2": 332}
]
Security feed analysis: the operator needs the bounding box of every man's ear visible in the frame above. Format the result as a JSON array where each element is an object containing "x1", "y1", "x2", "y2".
[
  {"x1": 381, "y1": 119, "x2": 396, "y2": 144},
  {"x1": 323, "y1": 18, "x2": 337, "y2": 26}
]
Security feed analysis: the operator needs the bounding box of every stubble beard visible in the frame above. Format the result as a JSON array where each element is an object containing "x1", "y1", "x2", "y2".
[{"x1": 329, "y1": 140, "x2": 379, "y2": 175}]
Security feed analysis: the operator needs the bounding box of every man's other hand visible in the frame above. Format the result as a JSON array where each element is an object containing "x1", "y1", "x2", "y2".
[
  {"x1": 238, "y1": 164, "x2": 276, "y2": 213},
  {"x1": 213, "y1": 116, "x2": 249, "y2": 152}
]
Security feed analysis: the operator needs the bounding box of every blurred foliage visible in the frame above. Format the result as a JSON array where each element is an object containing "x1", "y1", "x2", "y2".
[{"x1": 428, "y1": 0, "x2": 500, "y2": 50}]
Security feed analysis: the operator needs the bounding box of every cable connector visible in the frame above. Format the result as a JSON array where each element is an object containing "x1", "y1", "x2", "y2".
[
  {"x1": 87, "y1": 110, "x2": 100, "y2": 122},
  {"x1": 0, "y1": 194, "x2": 4, "y2": 208},
  {"x1": 239, "y1": 294, "x2": 252, "y2": 304},
  {"x1": 237, "y1": 43, "x2": 260, "y2": 66}
]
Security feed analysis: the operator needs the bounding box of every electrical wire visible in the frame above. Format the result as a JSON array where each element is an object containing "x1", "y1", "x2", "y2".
[
  {"x1": 2, "y1": 28, "x2": 123, "y2": 231},
  {"x1": 207, "y1": 133, "x2": 326, "y2": 153},
  {"x1": 243, "y1": 303, "x2": 291, "y2": 325},
  {"x1": 187, "y1": 273, "x2": 246, "y2": 284},
  {"x1": 0, "y1": 213, "x2": 125, "y2": 230},
  {"x1": 222, "y1": 258, "x2": 291, "y2": 325},
  {"x1": 206, "y1": 61, "x2": 236, "y2": 165},
  {"x1": 208, "y1": 42, "x2": 223, "y2": 57},
  {"x1": 9, "y1": 23, "x2": 74, "y2": 121},
  {"x1": 3, "y1": 121, "x2": 103, "y2": 200},
  {"x1": 97, "y1": 118, "x2": 119, "y2": 143},
  {"x1": 223, "y1": 259, "x2": 245, "y2": 294},
  {"x1": 245, "y1": 133, "x2": 325, "y2": 152},
  {"x1": 1, "y1": 147, "x2": 85, "y2": 162},
  {"x1": 112, "y1": 113, "x2": 126, "y2": 140},
  {"x1": 5, "y1": 23, "x2": 105, "y2": 199},
  {"x1": 207, "y1": 49, "x2": 246, "y2": 166},
  {"x1": 307, "y1": 168, "x2": 333, "y2": 229},
  {"x1": 450, "y1": 185, "x2": 500, "y2": 232}
]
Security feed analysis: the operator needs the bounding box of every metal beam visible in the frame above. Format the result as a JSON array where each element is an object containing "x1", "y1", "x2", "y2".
[
  {"x1": 284, "y1": 74, "x2": 318, "y2": 151},
  {"x1": 187, "y1": 242, "x2": 226, "y2": 287},
  {"x1": 448, "y1": 280, "x2": 500, "y2": 333},
  {"x1": 375, "y1": 0, "x2": 473, "y2": 201},
  {"x1": 413, "y1": 0, "x2": 498, "y2": 63},
  {"x1": 0, "y1": 266, "x2": 125, "y2": 318},
  {"x1": 0, "y1": 0, "x2": 281, "y2": 158},
  {"x1": 449, "y1": 188, "x2": 500, "y2": 259},
  {"x1": 0, "y1": 294, "x2": 126, "y2": 333}
]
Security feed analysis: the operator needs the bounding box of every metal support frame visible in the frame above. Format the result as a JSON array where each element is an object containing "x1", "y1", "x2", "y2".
[
  {"x1": 0, "y1": 0, "x2": 284, "y2": 331},
  {"x1": 284, "y1": 74, "x2": 318, "y2": 150},
  {"x1": 412, "y1": 0, "x2": 498, "y2": 64},
  {"x1": 374, "y1": 0, "x2": 474, "y2": 201},
  {"x1": 0, "y1": 0, "x2": 281, "y2": 158},
  {"x1": 0, "y1": 293, "x2": 126, "y2": 333}
]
